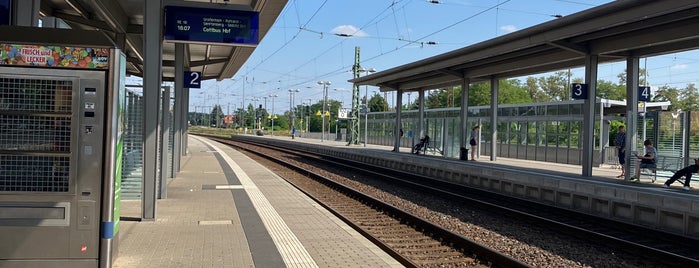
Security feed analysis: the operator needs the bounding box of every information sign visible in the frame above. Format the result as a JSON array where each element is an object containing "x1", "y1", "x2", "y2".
[
  {"x1": 638, "y1": 86, "x2": 651, "y2": 102},
  {"x1": 571, "y1": 83, "x2": 588, "y2": 99},
  {"x1": 164, "y1": 6, "x2": 259, "y2": 46},
  {"x1": 183, "y1": 71, "x2": 201, "y2": 88},
  {"x1": 338, "y1": 108, "x2": 349, "y2": 119}
]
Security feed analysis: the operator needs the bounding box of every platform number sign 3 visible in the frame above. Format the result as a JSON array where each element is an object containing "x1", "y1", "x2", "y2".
[
  {"x1": 184, "y1": 71, "x2": 202, "y2": 88},
  {"x1": 571, "y1": 83, "x2": 587, "y2": 99},
  {"x1": 638, "y1": 86, "x2": 651, "y2": 102}
]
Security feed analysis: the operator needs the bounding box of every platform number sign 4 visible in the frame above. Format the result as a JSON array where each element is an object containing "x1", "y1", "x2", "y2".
[
  {"x1": 184, "y1": 71, "x2": 201, "y2": 88},
  {"x1": 571, "y1": 83, "x2": 587, "y2": 99},
  {"x1": 638, "y1": 86, "x2": 651, "y2": 102}
]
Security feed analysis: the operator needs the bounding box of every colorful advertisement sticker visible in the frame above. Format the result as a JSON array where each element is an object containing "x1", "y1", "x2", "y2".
[{"x1": 0, "y1": 44, "x2": 110, "y2": 69}]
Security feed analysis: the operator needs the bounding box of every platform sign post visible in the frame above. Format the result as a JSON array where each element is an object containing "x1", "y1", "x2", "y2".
[
  {"x1": 571, "y1": 83, "x2": 588, "y2": 99},
  {"x1": 638, "y1": 86, "x2": 651, "y2": 102}
]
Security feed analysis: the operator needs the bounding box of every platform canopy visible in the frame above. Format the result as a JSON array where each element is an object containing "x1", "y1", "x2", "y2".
[
  {"x1": 350, "y1": 0, "x2": 699, "y2": 92},
  {"x1": 22, "y1": 0, "x2": 287, "y2": 81}
]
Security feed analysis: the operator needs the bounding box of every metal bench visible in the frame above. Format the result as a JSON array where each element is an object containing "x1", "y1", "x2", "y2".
[{"x1": 638, "y1": 155, "x2": 684, "y2": 183}]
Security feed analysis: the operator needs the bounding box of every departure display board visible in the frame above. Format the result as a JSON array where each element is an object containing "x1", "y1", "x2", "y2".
[
  {"x1": 0, "y1": 0, "x2": 10, "y2": 25},
  {"x1": 164, "y1": 6, "x2": 259, "y2": 46}
]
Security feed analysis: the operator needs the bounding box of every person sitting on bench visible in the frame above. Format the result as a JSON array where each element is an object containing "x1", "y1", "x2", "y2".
[
  {"x1": 630, "y1": 139, "x2": 656, "y2": 181},
  {"x1": 663, "y1": 158, "x2": 697, "y2": 191}
]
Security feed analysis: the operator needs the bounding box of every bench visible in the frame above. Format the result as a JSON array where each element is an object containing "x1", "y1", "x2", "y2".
[{"x1": 637, "y1": 155, "x2": 684, "y2": 183}]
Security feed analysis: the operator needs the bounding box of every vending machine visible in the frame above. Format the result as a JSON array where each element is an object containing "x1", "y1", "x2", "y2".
[{"x1": 0, "y1": 44, "x2": 125, "y2": 267}]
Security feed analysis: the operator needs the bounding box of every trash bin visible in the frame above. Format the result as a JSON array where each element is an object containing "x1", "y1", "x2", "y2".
[{"x1": 460, "y1": 147, "x2": 469, "y2": 160}]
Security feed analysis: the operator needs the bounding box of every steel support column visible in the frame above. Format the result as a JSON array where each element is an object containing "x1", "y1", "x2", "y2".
[
  {"x1": 624, "y1": 57, "x2": 640, "y2": 180},
  {"x1": 582, "y1": 55, "x2": 598, "y2": 176},
  {"x1": 11, "y1": 0, "x2": 39, "y2": 26},
  {"x1": 460, "y1": 78, "x2": 470, "y2": 149},
  {"x1": 159, "y1": 86, "x2": 170, "y2": 198},
  {"x1": 172, "y1": 43, "x2": 184, "y2": 174},
  {"x1": 183, "y1": 87, "x2": 190, "y2": 154},
  {"x1": 418, "y1": 90, "x2": 425, "y2": 139},
  {"x1": 142, "y1": 0, "x2": 162, "y2": 220},
  {"x1": 394, "y1": 89, "x2": 403, "y2": 152},
  {"x1": 490, "y1": 77, "x2": 498, "y2": 161}
]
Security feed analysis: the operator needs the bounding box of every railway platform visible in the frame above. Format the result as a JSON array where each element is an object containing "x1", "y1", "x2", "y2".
[
  {"x1": 237, "y1": 133, "x2": 699, "y2": 239},
  {"x1": 112, "y1": 136, "x2": 403, "y2": 268}
]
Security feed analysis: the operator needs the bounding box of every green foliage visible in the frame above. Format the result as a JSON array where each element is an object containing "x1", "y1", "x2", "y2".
[
  {"x1": 596, "y1": 79, "x2": 625, "y2": 100},
  {"x1": 498, "y1": 79, "x2": 532, "y2": 104},
  {"x1": 468, "y1": 82, "x2": 491, "y2": 106},
  {"x1": 210, "y1": 105, "x2": 225, "y2": 127},
  {"x1": 368, "y1": 93, "x2": 387, "y2": 112},
  {"x1": 525, "y1": 77, "x2": 550, "y2": 102},
  {"x1": 537, "y1": 71, "x2": 571, "y2": 101},
  {"x1": 678, "y1": 83, "x2": 699, "y2": 111}
]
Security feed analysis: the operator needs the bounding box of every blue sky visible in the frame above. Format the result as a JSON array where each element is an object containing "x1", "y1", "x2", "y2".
[{"x1": 187, "y1": 0, "x2": 699, "y2": 113}]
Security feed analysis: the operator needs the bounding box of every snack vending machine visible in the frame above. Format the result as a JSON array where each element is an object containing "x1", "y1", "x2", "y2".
[{"x1": 0, "y1": 44, "x2": 125, "y2": 267}]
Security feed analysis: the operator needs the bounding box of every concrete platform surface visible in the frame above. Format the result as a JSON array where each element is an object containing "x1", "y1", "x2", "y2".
[{"x1": 112, "y1": 136, "x2": 403, "y2": 268}]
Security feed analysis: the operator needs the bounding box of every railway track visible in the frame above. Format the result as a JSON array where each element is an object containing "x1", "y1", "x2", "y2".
[
  {"x1": 207, "y1": 136, "x2": 527, "y2": 267},
  {"x1": 205, "y1": 135, "x2": 699, "y2": 267}
]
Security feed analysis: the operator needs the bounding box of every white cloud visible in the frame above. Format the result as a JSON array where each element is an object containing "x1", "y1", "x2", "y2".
[
  {"x1": 671, "y1": 64, "x2": 689, "y2": 70},
  {"x1": 330, "y1": 25, "x2": 368, "y2": 37},
  {"x1": 500, "y1": 25, "x2": 518, "y2": 33}
]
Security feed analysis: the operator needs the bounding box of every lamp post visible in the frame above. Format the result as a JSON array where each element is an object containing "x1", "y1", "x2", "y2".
[
  {"x1": 358, "y1": 67, "x2": 376, "y2": 147},
  {"x1": 306, "y1": 98, "x2": 312, "y2": 136},
  {"x1": 672, "y1": 109, "x2": 682, "y2": 156},
  {"x1": 288, "y1": 88, "x2": 300, "y2": 132},
  {"x1": 317, "y1": 81, "x2": 331, "y2": 142},
  {"x1": 269, "y1": 94, "x2": 278, "y2": 136}
]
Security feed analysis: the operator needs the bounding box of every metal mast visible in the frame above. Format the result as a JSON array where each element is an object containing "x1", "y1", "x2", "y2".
[{"x1": 349, "y1": 46, "x2": 361, "y2": 145}]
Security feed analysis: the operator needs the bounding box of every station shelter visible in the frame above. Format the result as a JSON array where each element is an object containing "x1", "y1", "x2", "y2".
[{"x1": 350, "y1": 0, "x2": 699, "y2": 179}]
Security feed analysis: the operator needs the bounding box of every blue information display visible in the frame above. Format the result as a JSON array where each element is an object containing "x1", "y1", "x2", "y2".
[
  {"x1": 0, "y1": 0, "x2": 10, "y2": 26},
  {"x1": 164, "y1": 6, "x2": 259, "y2": 46}
]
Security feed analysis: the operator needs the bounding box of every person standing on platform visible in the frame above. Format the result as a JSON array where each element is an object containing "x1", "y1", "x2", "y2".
[
  {"x1": 630, "y1": 139, "x2": 657, "y2": 181},
  {"x1": 616, "y1": 126, "x2": 626, "y2": 178},
  {"x1": 291, "y1": 126, "x2": 296, "y2": 139},
  {"x1": 470, "y1": 125, "x2": 480, "y2": 161},
  {"x1": 663, "y1": 158, "x2": 697, "y2": 190}
]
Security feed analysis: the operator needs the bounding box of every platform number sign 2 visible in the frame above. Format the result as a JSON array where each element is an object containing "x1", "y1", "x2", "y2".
[
  {"x1": 638, "y1": 86, "x2": 651, "y2": 102},
  {"x1": 184, "y1": 71, "x2": 201, "y2": 88},
  {"x1": 571, "y1": 83, "x2": 587, "y2": 99}
]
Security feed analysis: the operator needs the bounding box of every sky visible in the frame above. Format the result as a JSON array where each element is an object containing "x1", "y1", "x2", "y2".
[{"x1": 183, "y1": 0, "x2": 699, "y2": 114}]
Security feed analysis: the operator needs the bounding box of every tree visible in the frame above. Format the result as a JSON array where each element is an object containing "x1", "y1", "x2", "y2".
[
  {"x1": 468, "y1": 82, "x2": 492, "y2": 106},
  {"x1": 654, "y1": 85, "x2": 680, "y2": 109},
  {"x1": 367, "y1": 93, "x2": 387, "y2": 112},
  {"x1": 596, "y1": 79, "x2": 625, "y2": 100},
  {"x1": 525, "y1": 77, "x2": 550, "y2": 102},
  {"x1": 498, "y1": 79, "x2": 532, "y2": 104},
  {"x1": 210, "y1": 105, "x2": 224, "y2": 127},
  {"x1": 678, "y1": 83, "x2": 699, "y2": 111},
  {"x1": 617, "y1": 68, "x2": 649, "y2": 86},
  {"x1": 537, "y1": 71, "x2": 570, "y2": 101}
]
